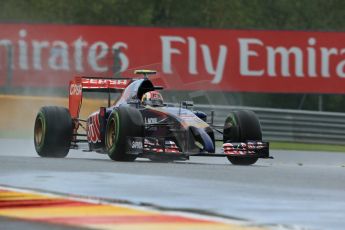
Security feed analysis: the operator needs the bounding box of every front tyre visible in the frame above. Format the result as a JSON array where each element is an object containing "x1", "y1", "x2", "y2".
[
  {"x1": 105, "y1": 106, "x2": 144, "y2": 162},
  {"x1": 223, "y1": 110, "x2": 261, "y2": 165},
  {"x1": 34, "y1": 106, "x2": 72, "y2": 158}
]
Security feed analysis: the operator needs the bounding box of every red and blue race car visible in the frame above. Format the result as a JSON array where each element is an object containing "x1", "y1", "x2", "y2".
[{"x1": 34, "y1": 70, "x2": 270, "y2": 165}]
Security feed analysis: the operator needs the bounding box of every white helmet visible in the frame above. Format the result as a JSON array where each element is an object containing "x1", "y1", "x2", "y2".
[{"x1": 141, "y1": 91, "x2": 164, "y2": 107}]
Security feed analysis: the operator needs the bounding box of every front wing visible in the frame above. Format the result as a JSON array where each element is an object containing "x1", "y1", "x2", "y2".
[{"x1": 127, "y1": 137, "x2": 270, "y2": 159}]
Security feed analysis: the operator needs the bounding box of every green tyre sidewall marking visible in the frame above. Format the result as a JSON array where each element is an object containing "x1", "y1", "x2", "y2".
[
  {"x1": 224, "y1": 112, "x2": 239, "y2": 142},
  {"x1": 226, "y1": 114, "x2": 237, "y2": 128}
]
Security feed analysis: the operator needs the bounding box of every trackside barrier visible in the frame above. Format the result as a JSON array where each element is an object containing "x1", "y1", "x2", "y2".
[
  {"x1": 193, "y1": 104, "x2": 345, "y2": 145},
  {"x1": 1, "y1": 94, "x2": 344, "y2": 144}
]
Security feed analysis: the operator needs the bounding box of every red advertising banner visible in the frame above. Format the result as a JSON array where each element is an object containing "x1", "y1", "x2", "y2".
[{"x1": 1, "y1": 23, "x2": 345, "y2": 93}]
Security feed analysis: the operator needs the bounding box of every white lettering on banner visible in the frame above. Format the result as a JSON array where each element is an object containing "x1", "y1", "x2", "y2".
[
  {"x1": 49, "y1": 41, "x2": 69, "y2": 70},
  {"x1": 187, "y1": 37, "x2": 198, "y2": 75},
  {"x1": 200, "y1": 44, "x2": 227, "y2": 83},
  {"x1": 320, "y1": 47, "x2": 338, "y2": 78},
  {"x1": 88, "y1": 41, "x2": 108, "y2": 72},
  {"x1": 267, "y1": 46, "x2": 304, "y2": 77},
  {"x1": 4, "y1": 27, "x2": 345, "y2": 86},
  {"x1": 112, "y1": 42, "x2": 129, "y2": 72},
  {"x1": 239, "y1": 37, "x2": 345, "y2": 79},
  {"x1": 0, "y1": 29, "x2": 130, "y2": 73},
  {"x1": 73, "y1": 37, "x2": 88, "y2": 72},
  {"x1": 336, "y1": 49, "x2": 345, "y2": 78},
  {"x1": 18, "y1": 29, "x2": 28, "y2": 70},
  {"x1": 307, "y1": 38, "x2": 317, "y2": 77},
  {"x1": 160, "y1": 35, "x2": 228, "y2": 84},
  {"x1": 161, "y1": 36, "x2": 186, "y2": 74},
  {"x1": 32, "y1": 40, "x2": 49, "y2": 70},
  {"x1": 0, "y1": 39, "x2": 12, "y2": 69},
  {"x1": 239, "y1": 38, "x2": 264, "y2": 76}
]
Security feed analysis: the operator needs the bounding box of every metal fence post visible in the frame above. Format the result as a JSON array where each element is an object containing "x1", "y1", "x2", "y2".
[
  {"x1": 6, "y1": 44, "x2": 13, "y2": 91},
  {"x1": 318, "y1": 95, "x2": 323, "y2": 111},
  {"x1": 112, "y1": 48, "x2": 121, "y2": 78}
]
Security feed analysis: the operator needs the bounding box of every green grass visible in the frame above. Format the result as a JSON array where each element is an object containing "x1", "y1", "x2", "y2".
[{"x1": 270, "y1": 141, "x2": 345, "y2": 152}]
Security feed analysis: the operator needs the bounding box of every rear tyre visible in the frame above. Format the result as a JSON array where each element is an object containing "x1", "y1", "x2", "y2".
[
  {"x1": 105, "y1": 106, "x2": 144, "y2": 161},
  {"x1": 223, "y1": 110, "x2": 261, "y2": 165},
  {"x1": 34, "y1": 106, "x2": 73, "y2": 158}
]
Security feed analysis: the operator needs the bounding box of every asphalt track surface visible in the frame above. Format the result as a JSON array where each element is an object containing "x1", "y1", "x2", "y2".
[{"x1": 1, "y1": 138, "x2": 345, "y2": 230}]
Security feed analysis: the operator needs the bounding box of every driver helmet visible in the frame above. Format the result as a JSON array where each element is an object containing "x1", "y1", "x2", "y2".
[{"x1": 141, "y1": 91, "x2": 164, "y2": 107}]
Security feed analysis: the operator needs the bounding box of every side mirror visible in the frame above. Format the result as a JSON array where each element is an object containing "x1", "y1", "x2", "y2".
[
  {"x1": 178, "y1": 101, "x2": 194, "y2": 115},
  {"x1": 127, "y1": 99, "x2": 141, "y2": 108},
  {"x1": 194, "y1": 111, "x2": 207, "y2": 122},
  {"x1": 182, "y1": 101, "x2": 194, "y2": 107}
]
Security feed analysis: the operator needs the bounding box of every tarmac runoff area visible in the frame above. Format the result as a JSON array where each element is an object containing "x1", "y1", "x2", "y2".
[{"x1": 0, "y1": 138, "x2": 345, "y2": 230}]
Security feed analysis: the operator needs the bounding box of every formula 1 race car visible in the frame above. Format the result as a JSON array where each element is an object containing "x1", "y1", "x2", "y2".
[{"x1": 34, "y1": 70, "x2": 270, "y2": 165}]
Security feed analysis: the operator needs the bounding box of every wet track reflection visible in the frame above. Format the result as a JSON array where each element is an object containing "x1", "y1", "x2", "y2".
[{"x1": 1, "y1": 138, "x2": 345, "y2": 230}]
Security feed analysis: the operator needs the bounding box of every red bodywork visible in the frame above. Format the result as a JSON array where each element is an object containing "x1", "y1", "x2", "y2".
[
  {"x1": 68, "y1": 76, "x2": 133, "y2": 142},
  {"x1": 68, "y1": 76, "x2": 132, "y2": 119}
]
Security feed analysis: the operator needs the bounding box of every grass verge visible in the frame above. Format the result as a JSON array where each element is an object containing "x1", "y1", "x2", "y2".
[{"x1": 270, "y1": 141, "x2": 345, "y2": 153}]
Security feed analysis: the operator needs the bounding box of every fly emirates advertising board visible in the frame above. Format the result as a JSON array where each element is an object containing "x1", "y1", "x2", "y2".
[{"x1": 1, "y1": 23, "x2": 345, "y2": 93}]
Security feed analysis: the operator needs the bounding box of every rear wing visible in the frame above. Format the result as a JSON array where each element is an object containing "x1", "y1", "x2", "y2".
[{"x1": 69, "y1": 76, "x2": 133, "y2": 119}]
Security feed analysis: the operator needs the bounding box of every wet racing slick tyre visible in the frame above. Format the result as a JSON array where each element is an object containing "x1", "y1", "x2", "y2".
[
  {"x1": 223, "y1": 110, "x2": 262, "y2": 165},
  {"x1": 34, "y1": 106, "x2": 73, "y2": 158},
  {"x1": 105, "y1": 106, "x2": 144, "y2": 162}
]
